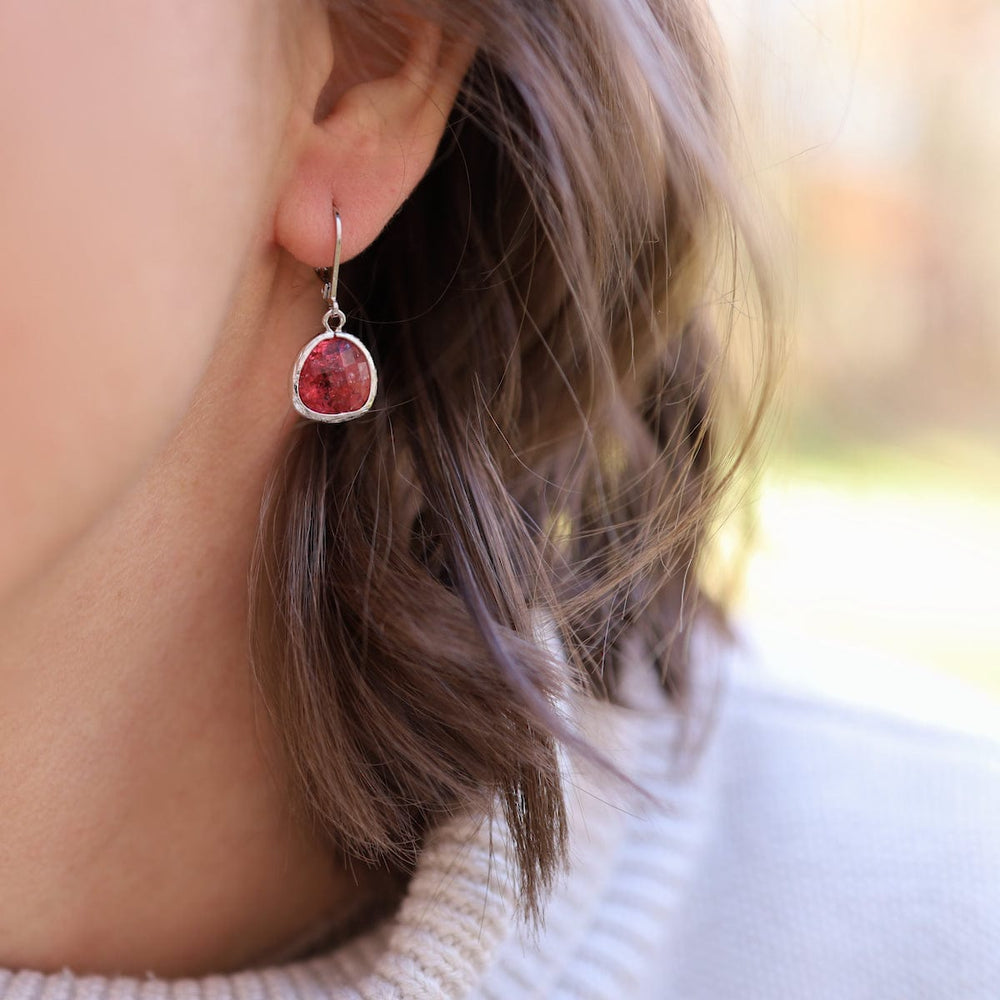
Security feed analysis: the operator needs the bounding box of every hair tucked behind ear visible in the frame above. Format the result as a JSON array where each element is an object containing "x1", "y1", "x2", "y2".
[{"x1": 249, "y1": 0, "x2": 776, "y2": 927}]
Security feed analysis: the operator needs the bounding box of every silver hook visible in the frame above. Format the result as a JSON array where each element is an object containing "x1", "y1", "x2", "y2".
[
  {"x1": 319, "y1": 203, "x2": 346, "y2": 332},
  {"x1": 325, "y1": 204, "x2": 342, "y2": 309}
]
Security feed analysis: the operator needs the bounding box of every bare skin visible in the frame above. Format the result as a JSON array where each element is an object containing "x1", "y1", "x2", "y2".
[{"x1": 0, "y1": 0, "x2": 477, "y2": 978}]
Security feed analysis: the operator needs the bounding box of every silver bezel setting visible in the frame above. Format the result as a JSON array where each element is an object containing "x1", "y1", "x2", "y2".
[{"x1": 290, "y1": 329, "x2": 378, "y2": 423}]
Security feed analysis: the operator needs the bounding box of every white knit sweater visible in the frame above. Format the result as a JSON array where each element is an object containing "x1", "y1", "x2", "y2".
[{"x1": 1, "y1": 627, "x2": 998, "y2": 999}]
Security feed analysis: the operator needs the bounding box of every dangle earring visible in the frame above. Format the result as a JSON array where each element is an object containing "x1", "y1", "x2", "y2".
[{"x1": 290, "y1": 204, "x2": 377, "y2": 422}]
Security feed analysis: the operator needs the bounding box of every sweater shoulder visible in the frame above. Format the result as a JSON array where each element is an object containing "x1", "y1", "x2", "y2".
[
  {"x1": 727, "y1": 621, "x2": 1000, "y2": 750},
  {"x1": 665, "y1": 625, "x2": 1000, "y2": 1000}
]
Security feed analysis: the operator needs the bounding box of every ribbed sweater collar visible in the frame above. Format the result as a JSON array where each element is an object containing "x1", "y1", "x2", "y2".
[{"x1": 0, "y1": 650, "x2": 718, "y2": 1000}]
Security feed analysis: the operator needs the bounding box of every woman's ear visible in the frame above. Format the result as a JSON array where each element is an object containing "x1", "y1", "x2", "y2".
[{"x1": 274, "y1": 9, "x2": 478, "y2": 269}]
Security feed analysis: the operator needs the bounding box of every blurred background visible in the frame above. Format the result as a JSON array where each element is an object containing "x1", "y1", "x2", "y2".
[{"x1": 712, "y1": 0, "x2": 999, "y2": 702}]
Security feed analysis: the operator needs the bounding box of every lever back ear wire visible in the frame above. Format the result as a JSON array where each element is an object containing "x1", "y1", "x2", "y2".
[
  {"x1": 291, "y1": 204, "x2": 378, "y2": 422},
  {"x1": 314, "y1": 206, "x2": 345, "y2": 328}
]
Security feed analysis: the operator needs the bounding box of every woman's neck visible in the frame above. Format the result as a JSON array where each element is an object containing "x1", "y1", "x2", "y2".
[{"x1": 0, "y1": 263, "x2": 384, "y2": 977}]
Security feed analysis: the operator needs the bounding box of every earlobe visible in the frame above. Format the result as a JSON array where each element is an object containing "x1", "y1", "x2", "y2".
[{"x1": 274, "y1": 14, "x2": 477, "y2": 271}]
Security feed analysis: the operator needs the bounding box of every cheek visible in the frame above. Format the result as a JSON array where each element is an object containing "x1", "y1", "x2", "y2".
[{"x1": 0, "y1": 0, "x2": 289, "y2": 596}]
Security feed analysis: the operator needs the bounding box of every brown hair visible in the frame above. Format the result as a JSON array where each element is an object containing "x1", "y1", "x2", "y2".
[{"x1": 250, "y1": 0, "x2": 775, "y2": 928}]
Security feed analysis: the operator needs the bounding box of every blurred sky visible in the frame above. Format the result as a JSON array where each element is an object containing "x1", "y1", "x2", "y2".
[{"x1": 710, "y1": 0, "x2": 1000, "y2": 698}]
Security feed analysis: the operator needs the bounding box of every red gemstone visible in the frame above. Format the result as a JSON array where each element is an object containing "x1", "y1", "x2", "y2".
[{"x1": 297, "y1": 336, "x2": 372, "y2": 415}]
